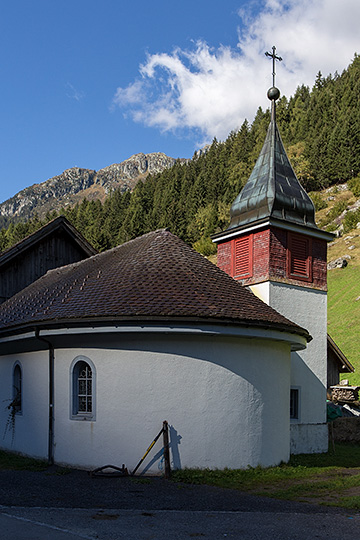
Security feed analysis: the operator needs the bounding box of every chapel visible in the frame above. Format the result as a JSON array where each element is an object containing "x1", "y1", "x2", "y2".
[
  {"x1": 0, "y1": 227, "x2": 308, "y2": 471},
  {"x1": 0, "y1": 49, "x2": 333, "y2": 472}
]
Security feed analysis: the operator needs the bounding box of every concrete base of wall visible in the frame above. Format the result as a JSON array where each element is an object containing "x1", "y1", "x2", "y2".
[{"x1": 290, "y1": 423, "x2": 328, "y2": 455}]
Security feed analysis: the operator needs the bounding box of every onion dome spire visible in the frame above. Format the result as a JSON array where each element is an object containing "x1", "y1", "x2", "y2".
[{"x1": 228, "y1": 46, "x2": 316, "y2": 230}]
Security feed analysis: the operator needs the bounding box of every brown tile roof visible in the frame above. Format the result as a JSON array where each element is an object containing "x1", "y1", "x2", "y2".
[{"x1": 0, "y1": 229, "x2": 310, "y2": 339}]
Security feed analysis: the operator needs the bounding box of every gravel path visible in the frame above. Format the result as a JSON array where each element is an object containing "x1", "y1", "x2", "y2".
[{"x1": 0, "y1": 467, "x2": 352, "y2": 514}]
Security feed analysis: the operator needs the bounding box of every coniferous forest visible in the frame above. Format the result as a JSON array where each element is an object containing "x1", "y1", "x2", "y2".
[{"x1": 2, "y1": 54, "x2": 360, "y2": 255}]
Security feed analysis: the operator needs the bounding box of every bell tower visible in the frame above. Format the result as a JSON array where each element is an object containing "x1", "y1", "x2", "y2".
[{"x1": 212, "y1": 47, "x2": 334, "y2": 454}]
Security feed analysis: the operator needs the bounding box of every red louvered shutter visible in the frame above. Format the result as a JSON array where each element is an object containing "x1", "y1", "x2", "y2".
[
  {"x1": 233, "y1": 236, "x2": 253, "y2": 278},
  {"x1": 288, "y1": 233, "x2": 312, "y2": 281}
]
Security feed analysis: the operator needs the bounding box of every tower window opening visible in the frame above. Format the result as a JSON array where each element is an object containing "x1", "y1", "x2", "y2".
[
  {"x1": 287, "y1": 233, "x2": 312, "y2": 281},
  {"x1": 233, "y1": 235, "x2": 253, "y2": 279}
]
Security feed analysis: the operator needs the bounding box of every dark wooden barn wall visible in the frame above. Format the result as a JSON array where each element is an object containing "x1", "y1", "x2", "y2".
[
  {"x1": 0, "y1": 232, "x2": 89, "y2": 303},
  {"x1": 327, "y1": 347, "x2": 341, "y2": 388}
]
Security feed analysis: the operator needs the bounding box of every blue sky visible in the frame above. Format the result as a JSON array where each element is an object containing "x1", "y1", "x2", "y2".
[{"x1": 0, "y1": 0, "x2": 359, "y2": 203}]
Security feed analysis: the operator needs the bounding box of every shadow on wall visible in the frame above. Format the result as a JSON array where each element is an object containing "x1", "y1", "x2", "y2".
[
  {"x1": 291, "y1": 350, "x2": 327, "y2": 418},
  {"x1": 141, "y1": 425, "x2": 182, "y2": 475}
]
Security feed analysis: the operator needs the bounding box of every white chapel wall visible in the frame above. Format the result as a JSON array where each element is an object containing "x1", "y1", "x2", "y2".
[
  {"x1": 52, "y1": 332, "x2": 291, "y2": 472},
  {"x1": 251, "y1": 281, "x2": 328, "y2": 454},
  {"x1": 0, "y1": 350, "x2": 49, "y2": 459}
]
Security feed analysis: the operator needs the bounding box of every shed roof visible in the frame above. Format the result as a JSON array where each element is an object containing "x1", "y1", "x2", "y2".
[
  {"x1": 0, "y1": 229, "x2": 310, "y2": 341},
  {"x1": 327, "y1": 334, "x2": 355, "y2": 374},
  {"x1": 0, "y1": 216, "x2": 97, "y2": 266}
]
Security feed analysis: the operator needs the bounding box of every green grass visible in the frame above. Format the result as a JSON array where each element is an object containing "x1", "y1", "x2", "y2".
[
  {"x1": 171, "y1": 443, "x2": 360, "y2": 509},
  {"x1": 0, "y1": 449, "x2": 48, "y2": 471},
  {"x1": 312, "y1": 183, "x2": 360, "y2": 384},
  {"x1": 328, "y1": 266, "x2": 360, "y2": 385}
]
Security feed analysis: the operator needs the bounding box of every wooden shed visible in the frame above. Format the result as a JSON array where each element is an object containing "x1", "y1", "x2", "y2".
[
  {"x1": 0, "y1": 216, "x2": 97, "y2": 303},
  {"x1": 327, "y1": 333, "x2": 354, "y2": 388}
]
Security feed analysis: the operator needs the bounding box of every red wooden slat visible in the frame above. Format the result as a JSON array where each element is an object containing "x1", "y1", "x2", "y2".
[
  {"x1": 290, "y1": 236, "x2": 308, "y2": 277},
  {"x1": 234, "y1": 236, "x2": 252, "y2": 277}
]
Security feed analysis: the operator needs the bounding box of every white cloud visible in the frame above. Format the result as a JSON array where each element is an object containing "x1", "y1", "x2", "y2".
[
  {"x1": 65, "y1": 82, "x2": 85, "y2": 102},
  {"x1": 113, "y1": 80, "x2": 144, "y2": 106},
  {"x1": 113, "y1": 0, "x2": 360, "y2": 144}
]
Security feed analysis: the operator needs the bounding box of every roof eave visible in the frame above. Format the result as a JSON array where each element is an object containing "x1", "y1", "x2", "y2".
[
  {"x1": 0, "y1": 314, "x2": 311, "y2": 346},
  {"x1": 327, "y1": 333, "x2": 355, "y2": 373},
  {"x1": 212, "y1": 217, "x2": 334, "y2": 243}
]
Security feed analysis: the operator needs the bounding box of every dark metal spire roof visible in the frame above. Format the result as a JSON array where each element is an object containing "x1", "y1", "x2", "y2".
[
  {"x1": 228, "y1": 47, "x2": 316, "y2": 231},
  {"x1": 228, "y1": 106, "x2": 316, "y2": 230}
]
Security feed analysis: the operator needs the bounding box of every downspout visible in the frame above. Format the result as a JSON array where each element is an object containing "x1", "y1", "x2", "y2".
[{"x1": 35, "y1": 328, "x2": 55, "y2": 465}]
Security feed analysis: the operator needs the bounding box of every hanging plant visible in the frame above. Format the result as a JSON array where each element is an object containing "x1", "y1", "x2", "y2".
[{"x1": 3, "y1": 388, "x2": 21, "y2": 443}]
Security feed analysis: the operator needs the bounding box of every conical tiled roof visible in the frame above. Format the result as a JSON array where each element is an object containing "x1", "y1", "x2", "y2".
[
  {"x1": 0, "y1": 229, "x2": 309, "y2": 340},
  {"x1": 228, "y1": 104, "x2": 316, "y2": 230}
]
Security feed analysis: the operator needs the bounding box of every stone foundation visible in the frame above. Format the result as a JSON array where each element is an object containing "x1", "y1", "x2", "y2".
[{"x1": 330, "y1": 417, "x2": 360, "y2": 443}]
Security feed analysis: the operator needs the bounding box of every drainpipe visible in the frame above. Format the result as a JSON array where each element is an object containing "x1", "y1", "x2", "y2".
[{"x1": 35, "y1": 328, "x2": 55, "y2": 465}]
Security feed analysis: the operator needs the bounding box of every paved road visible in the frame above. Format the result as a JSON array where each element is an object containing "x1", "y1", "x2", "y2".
[
  {"x1": 0, "y1": 506, "x2": 359, "y2": 540},
  {"x1": 0, "y1": 468, "x2": 358, "y2": 539}
]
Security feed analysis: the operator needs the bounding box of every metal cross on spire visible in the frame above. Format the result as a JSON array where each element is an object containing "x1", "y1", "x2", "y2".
[{"x1": 265, "y1": 46, "x2": 282, "y2": 87}]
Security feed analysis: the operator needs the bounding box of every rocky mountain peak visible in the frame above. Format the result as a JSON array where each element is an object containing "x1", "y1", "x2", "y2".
[{"x1": 0, "y1": 152, "x2": 179, "y2": 227}]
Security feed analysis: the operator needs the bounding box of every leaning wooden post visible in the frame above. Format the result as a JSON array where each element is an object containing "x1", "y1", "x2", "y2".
[{"x1": 163, "y1": 420, "x2": 171, "y2": 479}]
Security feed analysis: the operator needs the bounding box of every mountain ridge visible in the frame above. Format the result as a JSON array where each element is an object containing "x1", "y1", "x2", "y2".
[{"x1": 0, "y1": 152, "x2": 180, "y2": 227}]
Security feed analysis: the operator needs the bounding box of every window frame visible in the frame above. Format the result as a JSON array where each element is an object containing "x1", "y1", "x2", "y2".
[
  {"x1": 290, "y1": 386, "x2": 301, "y2": 422},
  {"x1": 70, "y1": 356, "x2": 96, "y2": 421}
]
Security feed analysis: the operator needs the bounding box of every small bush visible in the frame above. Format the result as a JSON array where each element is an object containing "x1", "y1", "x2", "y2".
[
  {"x1": 309, "y1": 191, "x2": 327, "y2": 211},
  {"x1": 319, "y1": 200, "x2": 349, "y2": 228},
  {"x1": 193, "y1": 236, "x2": 217, "y2": 256},
  {"x1": 329, "y1": 200, "x2": 349, "y2": 218},
  {"x1": 348, "y1": 176, "x2": 360, "y2": 198},
  {"x1": 343, "y1": 208, "x2": 360, "y2": 233},
  {"x1": 326, "y1": 222, "x2": 339, "y2": 233}
]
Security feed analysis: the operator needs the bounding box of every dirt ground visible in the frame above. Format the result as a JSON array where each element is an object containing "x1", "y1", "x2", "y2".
[{"x1": 0, "y1": 466, "x2": 353, "y2": 515}]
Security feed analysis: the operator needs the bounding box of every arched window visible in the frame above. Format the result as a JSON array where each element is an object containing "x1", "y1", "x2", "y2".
[
  {"x1": 71, "y1": 357, "x2": 95, "y2": 420},
  {"x1": 13, "y1": 363, "x2": 22, "y2": 414}
]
